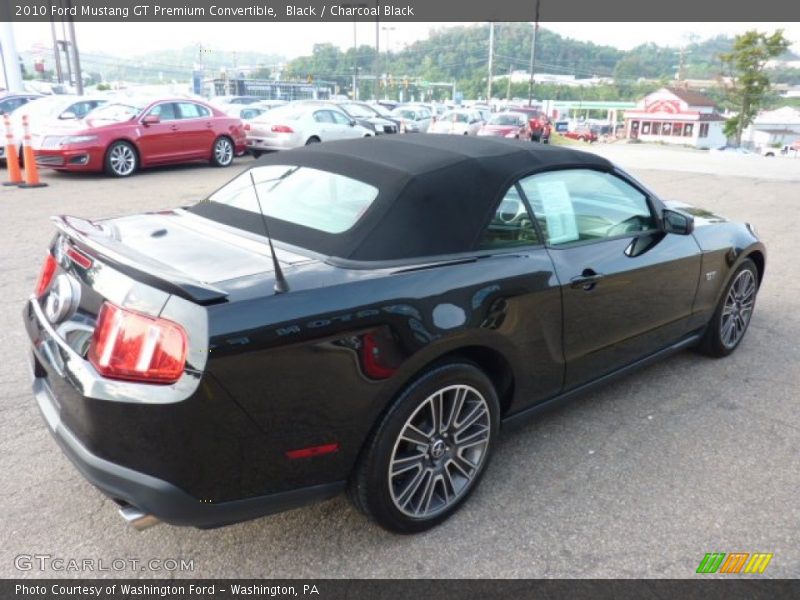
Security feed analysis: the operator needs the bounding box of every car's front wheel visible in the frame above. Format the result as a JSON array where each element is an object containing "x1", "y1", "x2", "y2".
[
  {"x1": 211, "y1": 136, "x2": 234, "y2": 167},
  {"x1": 104, "y1": 141, "x2": 138, "y2": 177},
  {"x1": 349, "y1": 362, "x2": 499, "y2": 533},
  {"x1": 698, "y1": 258, "x2": 759, "y2": 357}
]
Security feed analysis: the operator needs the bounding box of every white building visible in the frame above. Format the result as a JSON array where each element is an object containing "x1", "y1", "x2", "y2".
[
  {"x1": 623, "y1": 87, "x2": 727, "y2": 149},
  {"x1": 742, "y1": 106, "x2": 800, "y2": 150}
]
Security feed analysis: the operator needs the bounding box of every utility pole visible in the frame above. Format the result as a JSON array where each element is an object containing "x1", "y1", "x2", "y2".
[
  {"x1": 506, "y1": 64, "x2": 513, "y2": 100},
  {"x1": 352, "y1": 21, "x2": 358, "y2": 99},
  {"x1": 486, "y1": 22, "x2": 494, "y2": 102},
  {"x1": 65, "y1": 0, "x2": 82, "y2": 94},
  {"x1": 374, "y1": 1, "x2": 380, "y2": 100},
  {"x1": 527, "y1": 0, "x2": 540, "y2": 106},
  {"x1": 48, "y1": 1, "x2": 63, "y2": 84}
]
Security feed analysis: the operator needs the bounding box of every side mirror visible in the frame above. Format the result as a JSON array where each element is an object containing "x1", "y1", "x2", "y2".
[
  {"x1": 142, "y1": 114, "x2": 160, "y2": 126},
  {"x1": 349, "y1": 119, "x2": 356, "y2": 127},
  {"x1": 662, "y1": 208, "x2": 694, "y2": 235},
  {"x1": 59, "y1": 111, "x2": 77, "y2": 120}
]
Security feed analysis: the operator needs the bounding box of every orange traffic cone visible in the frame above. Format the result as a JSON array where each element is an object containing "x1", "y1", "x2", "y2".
[
  {"x1": 2, "y1": 113, "x2": 23, "y2": 186},
  {"x1": 19, "y1": 114, "x2": 47, "y2": 188}
]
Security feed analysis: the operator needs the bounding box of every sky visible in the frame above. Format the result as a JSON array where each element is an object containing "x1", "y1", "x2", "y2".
[{"x1": 10, "y1": 21, "x2": 800, "y2": 60}]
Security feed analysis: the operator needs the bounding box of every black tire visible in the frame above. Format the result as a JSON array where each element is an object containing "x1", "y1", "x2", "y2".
[
  {"x1": 211, "y1": 136, "x2": 234, "y2": 167},
  {"x1": 306, "y1": 136, "x2": 321, "y2": 145},
  {"x1": 348, "y1": 361, "x2": 500, "y2": 533},
  {"x1": 104, "y1": 141, "x2": 138, "y2": 177},
  {"x1": 531, "y1": 134, "x2": 541, "y2": 143},
  {"x1": 250, "y1": 150, "x2": 263, "y2": 159},
  {"x1": 697, "y1": 258, "x2": 759, "y2": 357}
]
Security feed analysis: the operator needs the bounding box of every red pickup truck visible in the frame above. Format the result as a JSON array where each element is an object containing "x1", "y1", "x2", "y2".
[{"x1": 507, "y1": 106, "x2": 550, "y2": 143}]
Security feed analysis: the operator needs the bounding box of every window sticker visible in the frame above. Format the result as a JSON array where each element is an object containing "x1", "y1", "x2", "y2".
[{"x1": 536, "y1": 180, "x2": 579, "y2": 244}]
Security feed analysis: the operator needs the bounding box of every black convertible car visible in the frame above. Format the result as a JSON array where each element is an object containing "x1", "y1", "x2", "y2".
[{"x1": 24, "y1": 135, "x2": 765, "y2": 533}]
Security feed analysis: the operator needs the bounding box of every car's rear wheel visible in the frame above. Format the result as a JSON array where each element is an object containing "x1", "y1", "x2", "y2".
[
  {"x1": 698, "y1": 258, "x2": 759, "y2": 357},
  {"x1": 349, "y1": 362, "x2": 499, "y2": 533},
  {"x1": 104, "y1": 141, "x2": 138, "y2": 177},
  {"x1": 211, "y1": 136, "x2": 234, "y2": 167},
  {"x1": 306, "y1": 136, "x2": 320, "y2": 145}
]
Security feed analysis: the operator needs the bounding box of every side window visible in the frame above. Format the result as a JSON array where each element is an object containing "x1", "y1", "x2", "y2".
[
  {"x1": 177, "y1": 102, "x2": 209, "y2": 119},
  {"x1": 478, "y1": 186, "x2": 540, "y2": 249},
  {"x1": 330, "y1": 110, "x2": 351, "y2": 125},
  {"x1": 148, "y1": 103, "x2": 177, "y2": 121},
  {"x1": 519, "y1": 169, "x2": 655, "y2": 246},
  {"x1": 313, "y1": 110, "x2": 334, "y2": 124}
]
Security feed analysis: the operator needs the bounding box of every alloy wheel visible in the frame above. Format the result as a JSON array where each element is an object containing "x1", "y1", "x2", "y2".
[
  {"x1": 720, "y1": 269, "x2": 756, "y2": 349},
  {"x1": 388, "y1": 384, "x2": 491, "y2": 519},
  {"x1": 109, "y1": 144, "x2": 135, "y2": 176},
  {"x1": 215, "y1": 138, "x2": 233, "y2": 166}
]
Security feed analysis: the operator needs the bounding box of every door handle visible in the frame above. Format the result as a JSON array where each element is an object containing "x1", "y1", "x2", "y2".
[
  {"x1": 206, "y1": 122, "x2": 214, "y2": 128},
  {"x1": 170, "y1": 125, "x2": 179, "y2": 131},
  {"x1": 570, "y1": 269, "x2": 604, "y2": 291}
]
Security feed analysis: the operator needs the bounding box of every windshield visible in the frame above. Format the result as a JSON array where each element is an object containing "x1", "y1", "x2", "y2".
[
  {"x1": 489, "y1": 114, "x2": 523, "y2": 126},
  {"x1": 206, "y1": 165, "x2": 379, "y2": 234},
  {"x1": 371, "y1": 104, "x2": 393, "y2": 117},
  {"x1": 393, "y1": 108, "x2": 417, "y2": 120},
  {"x1": 15, "y1": 97, "x2": 68, "y2": 118},
  {"x1": 88, "y1": 103, "x2": 143, "y2": 122},
  {"x1": 340, "y1": 103, "x2": 374, "y2": 118}
]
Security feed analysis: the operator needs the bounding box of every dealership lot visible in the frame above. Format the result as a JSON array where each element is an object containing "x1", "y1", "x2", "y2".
[{"x1": 0, "y1": 147, "x2": 798, "y2": 578}]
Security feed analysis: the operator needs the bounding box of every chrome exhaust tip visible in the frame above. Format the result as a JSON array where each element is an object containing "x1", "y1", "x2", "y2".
[{"x1": 119, "y1": 505, "x2": 161, "y2": 531}]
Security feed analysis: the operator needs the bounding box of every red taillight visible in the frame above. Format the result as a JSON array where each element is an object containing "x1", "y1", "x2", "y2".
[
  {"x1": 271, "y1": 124, "x2": 293, "y2": 133},
  {"x1": 35, "y1": 254, "x2": 58, "y2": 298},
  {"x1": 88, "y1": 302, "x2": 187, "y2": 385}
]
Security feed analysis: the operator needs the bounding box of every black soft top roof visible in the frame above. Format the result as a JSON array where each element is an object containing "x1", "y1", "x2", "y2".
[{"x1": 191, "y1": 135, "x2": 612, "y2": 262}]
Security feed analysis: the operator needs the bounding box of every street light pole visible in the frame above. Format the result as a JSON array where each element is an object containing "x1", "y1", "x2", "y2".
[{"x1": 527, "y1": 0, "x2": 540, "y2": 106}]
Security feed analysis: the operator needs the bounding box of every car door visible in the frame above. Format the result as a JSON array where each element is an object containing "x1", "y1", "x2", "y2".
[
  {"x1": 312, "y1": 110, "x2": 335, "y2": 141},
  {"x1": 518, "y1": 168, "x2": 702, "y2": 389},
  {"x1": 473, "y1": 184, "x2": 564, "y2": 410},
  {"x1": 136, "y1": 102, "x2": 181, "y2": 163},
  {"x1": 175, "y1": 102, "x2": 216, "y2": 159},
  {"x1": 329, "y1": 108, "x2": 361, "y2": 139}
]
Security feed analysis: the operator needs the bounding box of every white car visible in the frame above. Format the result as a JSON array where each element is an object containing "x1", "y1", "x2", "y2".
[
  {"x1": 390, "y1": 106, "x2": 432, "y2": 133},
  {"x1": 0, "y1": 94, "x2": 107, "y2": 161},
  {"x1": 428, "y1": 110, "x2": 484, "y2": 136},
  {"x1": 246, "y1": 102, "x2": 372, "y2": 156}
]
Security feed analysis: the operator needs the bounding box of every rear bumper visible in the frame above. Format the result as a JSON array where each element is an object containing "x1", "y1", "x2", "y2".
[
  {"x1": 32, "y1": 372, "x2": 342, "y2": 528},
  {"x1": 24, "y1": 293, "x2": 344, "y2": 529}
]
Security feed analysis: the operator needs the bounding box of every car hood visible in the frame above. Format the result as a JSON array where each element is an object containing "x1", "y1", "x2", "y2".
[{"x1": 663, "y1": 200, "x2": 728, "y2": 226}]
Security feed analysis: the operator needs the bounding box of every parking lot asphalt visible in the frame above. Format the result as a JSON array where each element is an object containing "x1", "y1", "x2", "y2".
[{"x1": 1, "y1": 147, "x2": 798, "y2": 578}]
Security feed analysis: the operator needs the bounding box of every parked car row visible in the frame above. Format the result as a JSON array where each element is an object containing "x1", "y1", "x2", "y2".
[{"x1": 1, "y1": 91, "x2": 558, "y2": 177}]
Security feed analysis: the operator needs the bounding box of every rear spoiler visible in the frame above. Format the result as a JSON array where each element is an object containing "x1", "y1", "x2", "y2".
[{"x1": 52, "y1": 215, "x2": 228, "y2": 305}]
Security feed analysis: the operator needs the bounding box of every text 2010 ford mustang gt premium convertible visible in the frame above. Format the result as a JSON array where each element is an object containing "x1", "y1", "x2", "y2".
[{"x1": 24, "y1": 136, "x2": 765, "y2": 533}]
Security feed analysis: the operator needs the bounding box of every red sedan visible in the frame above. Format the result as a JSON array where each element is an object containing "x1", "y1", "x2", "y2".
[
  {"x1": 34, "y1": 98, "x2": 246, "y2": 177},
  {"x1": 563, "y1": 127, "x2": 598, "y2": 143},
  {"x1": 477, "y1": 112, "x2": 532, "y2": 139}
]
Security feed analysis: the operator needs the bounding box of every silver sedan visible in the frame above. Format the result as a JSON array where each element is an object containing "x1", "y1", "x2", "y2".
[{"x1": 246, "y1": 102, "x2": 373, "y2": 156}]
